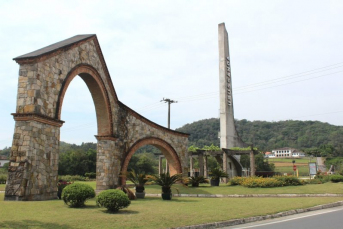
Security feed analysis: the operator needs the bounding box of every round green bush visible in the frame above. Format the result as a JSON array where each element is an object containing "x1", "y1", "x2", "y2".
[
  {"x1": 62, "y1": 183, "x2": 95, "y2": 207},
  {"x1": 96, "y1": 189, "x2": 131, "y2": 212},
  {"x1": 274, "y1": 176, "x2": 303, "y2": 186},
  {"x1": 330, "y1": 175, "x2": 343, "y2": 183}
]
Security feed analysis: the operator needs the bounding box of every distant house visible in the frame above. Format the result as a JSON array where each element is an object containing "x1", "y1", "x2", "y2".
[
  {"x1": 0, "y1": 155, "x2": 9, "y2": 168},
  {"x1": 269, "y1": 147, "x2": 306, "y2": 158},
  {"x1": 264, "y1": 152, "x2": 272, "y2": 158}
]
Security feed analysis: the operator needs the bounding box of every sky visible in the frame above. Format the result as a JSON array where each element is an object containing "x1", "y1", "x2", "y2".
[{"x1": 1, "y1": 0, "x2": 343, "y2": 148}]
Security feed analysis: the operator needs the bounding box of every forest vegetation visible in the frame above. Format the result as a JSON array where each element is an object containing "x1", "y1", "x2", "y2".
[{"x1": 1, "y1": 118, "x2": 343, "y2": 175}]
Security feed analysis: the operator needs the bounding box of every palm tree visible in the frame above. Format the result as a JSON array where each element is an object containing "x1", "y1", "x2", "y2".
[{"x1": 148, "y1": 172, "x2": 182, "y2": 200}]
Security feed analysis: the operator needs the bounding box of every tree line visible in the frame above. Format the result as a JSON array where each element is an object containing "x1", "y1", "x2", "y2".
[
  {"x1": 1, "y1": 118, "x2": 343, "y2": 174},
  {"x1": 176, "y1": 118, "x2": 343, "y2": 157}
]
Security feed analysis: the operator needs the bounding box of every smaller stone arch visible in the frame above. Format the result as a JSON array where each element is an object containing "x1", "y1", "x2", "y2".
[{"x1": 121, "y1": 137, "x2": 182, "y2": 185}]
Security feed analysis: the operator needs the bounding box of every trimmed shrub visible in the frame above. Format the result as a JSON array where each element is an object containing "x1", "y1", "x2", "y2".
[
  {"x1": 274, "y1": 176, "x2": 303, "y2": 186},
  {"x1": 0, "y1": 174, "x2": 7, "y2": 184},
  {"x1": 62, "y1": 183, "x2": 95, "y2": 207},
  {"x1": 59, "y1": 175, "x2": 89, "y2": 182},
  {"x1": 241, "y1": 177, "x2": 283, "y2": 188},
  {"x1": 303, "y1": 179, "x2": 323, "y2": 184},
  {"x1": 96, "y1": 189, "x2": 131, "y2": 212},
  {"x1": 85, "y1": 172, "x2": 96, "y2": 179},
  {"x1": 228, "y1": 176, "x2": 245, "y2": 186},
  {"x1": 330, "y1": 175, "x2": 343, "y2": 183},
  {"x1": 314, "y1": 174, "x2": 330, "y2": 183}
]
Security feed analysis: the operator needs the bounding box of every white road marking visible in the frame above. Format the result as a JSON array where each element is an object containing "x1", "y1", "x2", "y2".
[{"x1": 231, "y1": 207, "x2": 343, "y2": 229}]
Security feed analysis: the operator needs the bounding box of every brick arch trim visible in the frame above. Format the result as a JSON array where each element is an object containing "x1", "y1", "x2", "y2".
[
  {"x1": 120, "y1": 137, "x2": 182, "y2": 184},
  {"x1": 55, "y1": 64, "x2": 113, "y2": 136}
]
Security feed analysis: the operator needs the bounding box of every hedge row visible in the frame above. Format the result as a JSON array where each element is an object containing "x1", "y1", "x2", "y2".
[{"x1": 229, "y1": 176, "x2": 302, "y2": 188}]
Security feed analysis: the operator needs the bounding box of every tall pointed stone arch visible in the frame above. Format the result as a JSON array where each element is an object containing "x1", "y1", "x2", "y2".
[{"x1": 5, "y1": 35, "x2": 189, "y2": 201}]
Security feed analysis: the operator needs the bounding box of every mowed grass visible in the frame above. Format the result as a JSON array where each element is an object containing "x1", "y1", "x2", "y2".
[
  {"x1": 1, "y1": 193, "x2": 343, "y2": 229},
  {"x1": 148, "y1": 183, "x2": 343, "y2": 194},
  {"x1": 275, "y1": 166, "x2": 309, "y2": 176},
  {"x1": 76, "y1": 181, "x2": 343, "y2": 195},
  {"x1": 268, "y1": 157, "x2": 311, "y2": 163},
  {"x1": 3, "y1": 181, "x2": 343, "y2": 195},
  {"x1": 269, "y1": 157, "x2": 311, "y2": 176}
]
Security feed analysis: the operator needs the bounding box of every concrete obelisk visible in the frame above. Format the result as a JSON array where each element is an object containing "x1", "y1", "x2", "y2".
[
  {"x1": 218, "y1": 23, "x2": 246, "y2": 180},
  {"x1": 218, "y1": 23, "x2": 237, "y2": 149}
]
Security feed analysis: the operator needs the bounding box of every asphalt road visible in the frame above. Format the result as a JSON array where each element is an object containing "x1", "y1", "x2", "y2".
[{"x1": 223, "y1": 206, "x2": 343, "y2": 229}]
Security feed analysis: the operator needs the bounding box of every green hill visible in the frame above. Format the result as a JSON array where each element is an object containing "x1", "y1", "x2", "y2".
[{"x1": 176, "y1": 118, "x2": 343, "y2": 156}]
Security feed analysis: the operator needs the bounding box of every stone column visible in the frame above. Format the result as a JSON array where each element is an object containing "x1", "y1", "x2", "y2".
[
  {"x1": 204, "y1": 155, "x2": 208, "y2": 177},
  {"x1": 5, "y1": 119, "x2": 62, "y2": 201},
  {"x1": 189, "y1": 156, "x2": 193, "y2": 177},
  {"x1": 158, "y1": 155, "x2": 163, "y2": 174},
  {"x1": 250, "y1": 151, "x2": 255, "y2": 177},
  {"x1": 96, "y1": 139, "x2": 120, "y2": 192},
  {"x1": 222, "y1": 152, "x2": 228, "y2": 183},
  {"x1": 198, "y1": 154, "x2": 204, "y2": 176},
  {"x1": 165, "y1": 160, "x2": 169, "y2": 173}
]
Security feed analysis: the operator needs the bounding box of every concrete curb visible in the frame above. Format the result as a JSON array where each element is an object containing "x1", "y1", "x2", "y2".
[
  {"x1": 174, "y1": 201, "x2": 343, "y2": 229},
  {"x1": 146, "y1": 193, "x2": 343, "y2": 198}
]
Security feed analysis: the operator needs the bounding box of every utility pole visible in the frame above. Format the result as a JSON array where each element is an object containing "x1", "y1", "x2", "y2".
[
  {"x1": 160, "y1": 98, "x2": 177, "y2": 129},
  {"x1": 160, "y1": 98, "x2": 177, "y2": 174}
]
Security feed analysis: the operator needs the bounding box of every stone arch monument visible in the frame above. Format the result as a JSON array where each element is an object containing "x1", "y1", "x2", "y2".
[{"x1": 5, "y1": 35, "x2": 189, "y2": 201}]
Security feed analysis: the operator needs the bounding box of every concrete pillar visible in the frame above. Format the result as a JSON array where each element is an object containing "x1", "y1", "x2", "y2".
[
  {"x1": 159, "y1": 155, "x2": 163, "y2": 174},
  {"x1": 204, "y1": 155, "x2": 208, "y2": 177},
  {"x1": 250, "y1": 151, "x2": 255, "y2": 177},
  {"x1": 166, "y1": 160, "x2": 169, "y2": 173},
  {"x1": 198, "y1": 154, "x2": 204, "y2": 176},
  {"x1": 223, "y1": 152, "x2": 228, "y2": 183},
  {"x1": 189, "y1": 156, "x2": 193, "y2": 177}
]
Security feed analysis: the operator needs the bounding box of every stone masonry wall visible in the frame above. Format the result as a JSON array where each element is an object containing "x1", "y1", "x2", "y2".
[
  {"x1": 5, "y1": 120, "x2": 59, "y2": 200},
  {"x1": 117, "y1": 104, "x2": 189, "y2": 177},
  {"x1": 15, "y1": 38, "x2": 119, "y2": 134},
  {"x1": 96, "y1": 140, "x2": 122, "y2": 191}
]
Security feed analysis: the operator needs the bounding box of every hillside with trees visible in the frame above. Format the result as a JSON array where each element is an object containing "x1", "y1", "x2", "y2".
[
  {"x1": 1, "y1": 118, "x2": 343, "y2": 175},
  {"x1": 176, "y1": 118, "x2": 343, "y2": 157}
]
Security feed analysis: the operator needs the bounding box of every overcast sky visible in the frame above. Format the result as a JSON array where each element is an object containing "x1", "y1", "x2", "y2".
[{"x1": 1, "y1": 0, "x2": 343, "y2": 148}]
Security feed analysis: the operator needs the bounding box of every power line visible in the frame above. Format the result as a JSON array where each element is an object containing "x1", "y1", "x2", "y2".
[
  {"x1": 234, "y1": 62, "x2": 343, "y2": 90},
  {"x1": 134, "y1": 62, "x2": 343, "y2": 111},
  {"x1": 177, "y1": 69, "x2": 343, "y2": 103}
]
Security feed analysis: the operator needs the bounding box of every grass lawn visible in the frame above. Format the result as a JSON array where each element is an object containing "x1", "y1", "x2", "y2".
[
  {"x1": 144, "y1": 183, "x2": 343, "y2": 195},
  {"x1": 268, "y1": 157, "x2": 311, "y2": 163},
  {"x1": 3, "y1": 181, "x2": 343, "y2": 195},
  {"x1": 1, "y1": 192, "x2": 342, "y2": 229},
  {"x1": 74, "y1": 181, "x2": 343, "y2": 195},
  {"x1": 275, "y1": 165, "x2": 309, "y2": 176},
  {"x1": 269, "y1": 157, "x2": 312, "y2": 176}
]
